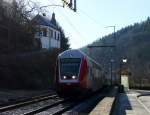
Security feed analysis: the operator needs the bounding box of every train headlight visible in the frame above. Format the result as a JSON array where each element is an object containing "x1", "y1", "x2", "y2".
[
  {"x1": 63, "y1": 76, "x2": 67, "y2": 79},
  {"x1": 72, "y1": 76, "x2": 76, "y2": 79}
]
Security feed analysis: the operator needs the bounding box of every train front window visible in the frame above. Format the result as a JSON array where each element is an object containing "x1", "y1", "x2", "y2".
[{"x1": 60, "y1": 58, "x2": 81, "y2": 79}]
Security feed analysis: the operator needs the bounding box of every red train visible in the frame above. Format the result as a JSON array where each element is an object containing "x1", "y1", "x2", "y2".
[{"x1": 55, "y1": 49, "x2": 107, "y2": 95}]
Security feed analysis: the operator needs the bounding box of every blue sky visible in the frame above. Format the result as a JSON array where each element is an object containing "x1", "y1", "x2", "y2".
[{"x1": 33, "y1": 0, "x2": 150, "y2": 49}]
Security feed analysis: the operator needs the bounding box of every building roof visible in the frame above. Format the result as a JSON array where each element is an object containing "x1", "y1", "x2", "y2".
[{"x1": 32, "y1": 14, "x2": 59, "y2": 30}]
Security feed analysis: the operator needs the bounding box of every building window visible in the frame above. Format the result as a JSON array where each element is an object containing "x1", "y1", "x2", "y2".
[
  {"x1": 37, "y1": 28, "x2": 42, "y2": 37},
  {"x1": 49, "y1": 29, "x2": 53, "y2": 37},
  {"x1": 55, "y1": 31, "x2": 57, "y2": 39},
  {"x1": 39, "y1": 31, "x2": 42, "y2": 36},
  {"x1": 57, "y1": 33, "x2": 60, "y2": 40},
  {"x1": 43, "y1": 28, "x2": 47, "y2": 37}
]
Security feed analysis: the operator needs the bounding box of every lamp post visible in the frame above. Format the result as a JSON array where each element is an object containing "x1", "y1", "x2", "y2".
[
  {"x1": 110, "y1": 59, "x2": 114, "y2": 85},
  {"x1": 120, "y1": 58, "x2": 129, "y2": 92},
  {"x1": 122, "y1": 58, "x2": 127, "y2": 63},
  {"x1": 88, "y1": 26, "x2": 116, "y2": 86},
  {"x1": 105, "y1": 26, "x2": 116, "y2": 85},
  {"x1": 120, "y1": 58, "x2": 127, "y2": 84}
]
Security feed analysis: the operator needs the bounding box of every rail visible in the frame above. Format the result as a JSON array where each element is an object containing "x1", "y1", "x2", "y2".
[{"x1": 0, "y1": 93, "x2": 57, "y2": 112}]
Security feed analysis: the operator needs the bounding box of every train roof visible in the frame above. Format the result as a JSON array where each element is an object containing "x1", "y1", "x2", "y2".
[
  {"x1": 58, "y1": 49, "x2": 102, "y2": 68},
  {"x1": 58, "y1": 49, "x2": 85, "y2": 58}
]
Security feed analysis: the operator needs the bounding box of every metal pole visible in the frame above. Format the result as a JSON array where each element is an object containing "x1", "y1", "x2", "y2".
[
  {"x1": 112, "y1": 26, "x2": 116, "y2": 85},
  {"x1": 113, "y1": 26, "x2": 116, "y2": 84},
  {"x1": 110, "y1": 61, "x2": 112, "y2": 85},
  {"x1": 105, "y1": 26, "x2": 116, "y2": 86},
  {"x1": 120, "y1": 62, "x2": 122, "y2": 85},
  {"x1": 88, "y1": 26, "x2": 116, "y2": 86}
]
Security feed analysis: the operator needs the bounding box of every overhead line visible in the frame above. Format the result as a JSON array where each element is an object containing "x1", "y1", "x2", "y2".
[
  {"x1": 78, "y1": 8, "x2": 102, "y2": 28},
  {"x1": 88, "y1": 45, "x2": 116, "y2": 48},
  {"x1": 53, "y1": 0, "x2": 102, "y2": 37},
  {"x1": 59, "y1": 9, "x2": 87, "y2": 41},
  {"x1": 56, "y1": 10, "x2": 84, "y2": 47}
]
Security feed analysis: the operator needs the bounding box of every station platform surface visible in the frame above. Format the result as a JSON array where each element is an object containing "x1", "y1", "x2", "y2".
[
  {"x1": 90, "y1": 88, "x2": 150, "y2": 115},
  {"x1": 90, "y1": 87, "x2": 118, "y2": 115},
  {"x1": 112, "y1": 89, "x2": 150, "y2": 115}
]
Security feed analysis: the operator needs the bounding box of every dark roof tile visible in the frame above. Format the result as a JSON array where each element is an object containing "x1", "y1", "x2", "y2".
[{"x1": 32, "y1": 15, "x2": 59, "y2": 30}]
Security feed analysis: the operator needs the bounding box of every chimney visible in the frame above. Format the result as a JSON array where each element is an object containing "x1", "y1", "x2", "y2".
[
  {"x1": 52, "y1": 12, "x2": 55, "y2": 19},
  {"x1": 51, "y1": 12, "x2": 56, "y2": 26}
]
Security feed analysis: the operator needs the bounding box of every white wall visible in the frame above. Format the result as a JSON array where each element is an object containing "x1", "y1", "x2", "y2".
[
  {"x1": 35, "y1": 25, "x2": 61, "y2": 49},
  {"x1": 41, "y1": 37, "x2": 49, "y2": 49},
  {"x1": 50, "y1": 39, "x2": 60, "y2": 48}
]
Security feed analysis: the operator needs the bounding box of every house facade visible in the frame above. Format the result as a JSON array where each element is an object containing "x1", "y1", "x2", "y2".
[{"x1": 32, "y1": 13, "x2": 61, "y2": 49}]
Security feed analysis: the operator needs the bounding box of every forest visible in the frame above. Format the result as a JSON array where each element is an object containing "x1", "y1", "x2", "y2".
[{"x1": 82, "y1": 18, "x2": 150, "y2": 88}]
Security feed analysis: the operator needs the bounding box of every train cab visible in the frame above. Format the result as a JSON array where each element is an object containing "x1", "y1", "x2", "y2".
[{"x1": 55, "y1": 49, "x2": 105, "y2": 95}]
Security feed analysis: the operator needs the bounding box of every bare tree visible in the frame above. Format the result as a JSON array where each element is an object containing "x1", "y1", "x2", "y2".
[{"x1": 0, "y1": 0, "x2": 45, "y2": 53}]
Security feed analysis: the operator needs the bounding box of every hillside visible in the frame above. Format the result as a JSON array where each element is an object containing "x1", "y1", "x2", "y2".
[{"x1": 82, "y1": 18, "x2": 150, "y2": 88}]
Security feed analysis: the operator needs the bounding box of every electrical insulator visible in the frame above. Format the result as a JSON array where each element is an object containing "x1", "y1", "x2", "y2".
[
  {"x1": 63, "y1": 0, "x2": 68, "y2": 7},
  {"x1": 74, "y1": 0, "x2": 76, "y2": 12},
  {"x1": 62, "y1": 0, "x2": 76, "y2": 12},
  {"x1": 69, "y1": 0, "x2": 72, "y2": 8}
]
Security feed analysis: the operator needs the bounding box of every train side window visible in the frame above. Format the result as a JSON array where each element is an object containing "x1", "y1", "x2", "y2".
[
  {"x1": 89, "y1": 67, "x2": 93, "y2": 78},
  {"x1": 91, "y1": 68, "x2": 95, "y2": 80},
  {"x1": 89, "y1": 67, "x2": 91, "y2": 75}
]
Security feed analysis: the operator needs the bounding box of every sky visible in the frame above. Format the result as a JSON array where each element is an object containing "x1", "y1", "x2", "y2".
[{"x1": 32, "y1": 0, "x2": 150, "y2": 49}]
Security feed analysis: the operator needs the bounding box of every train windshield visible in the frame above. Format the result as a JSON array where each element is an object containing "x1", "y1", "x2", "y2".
[{"x1": 60, "y1": 58, "x2": 81, "y2": 78}]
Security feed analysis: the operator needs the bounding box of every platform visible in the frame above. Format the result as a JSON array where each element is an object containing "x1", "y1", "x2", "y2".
[
  {"x1": 112, "y1": 89, "x2": 150, "y2": 115},
  {"x1": 90, "y1": 88, "x2": 150, "y2": 115},
  {"x1": 89, "y1": 87, "x2": 118, "y2": 115}
]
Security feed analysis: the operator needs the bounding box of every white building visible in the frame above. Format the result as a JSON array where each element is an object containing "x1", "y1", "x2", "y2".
[{"x1": 32, "y1": 13, "x2": 61, "y2": 49}]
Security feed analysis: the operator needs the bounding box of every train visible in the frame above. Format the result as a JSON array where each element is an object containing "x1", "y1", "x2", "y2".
[{"x1": 55, "y1": 49, "x2": 108, "y2": 95}]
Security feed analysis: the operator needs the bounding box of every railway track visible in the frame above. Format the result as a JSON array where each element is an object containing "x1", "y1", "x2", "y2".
[
  {"x1": 0, "y1": 94, "x2": 75, "y2": 115},
  {"x1": 0, "y1": 91, "x2": 56, "y2": 107},
  {"x1": 0, "y1": 92, "x2": 99, "y2": 115},
  {"x1": 0, "y1": 92, "x2": 61, "y2": 114},
  {"x1": 24, "y1": 99, "x2": 76, "y2": 115},
  {"x1": 37, "y1": 88, "x2": 112, "y2": 115},
  {"x1": 0, "y1": 87, "x2": 112, "y2": 115}
]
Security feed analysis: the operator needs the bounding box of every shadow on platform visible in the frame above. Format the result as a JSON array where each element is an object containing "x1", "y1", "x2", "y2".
[{"x1": 112, "y1": 93, "x2": 132, "y2": 115}]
